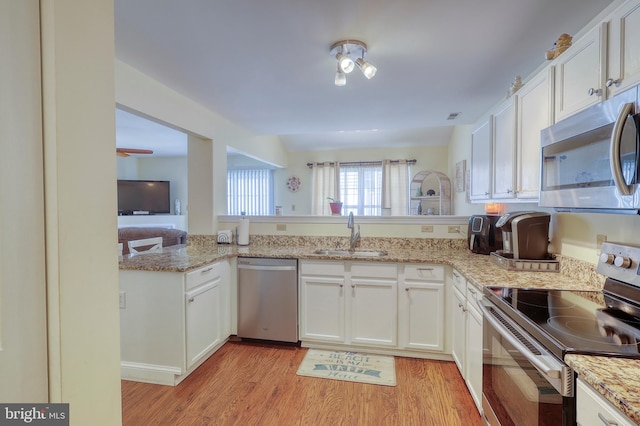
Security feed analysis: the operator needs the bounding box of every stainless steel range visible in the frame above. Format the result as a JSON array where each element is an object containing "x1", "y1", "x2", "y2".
[{"x1": 479, "y1": 242, "x2": 640, "y2": 426}]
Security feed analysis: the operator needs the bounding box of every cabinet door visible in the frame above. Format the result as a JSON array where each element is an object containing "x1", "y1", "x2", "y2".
[
  {"x1": 492, "y1": 98, "x2": 517, "y2": 199},
  {"x1": 399, "y1": 281, "x2": 445, "y2": 352},
  {"x1": 299, "y1": 275, "x2": 345, "y2": 342},
  {"x1": 185, "y1": 278, "x2": 222, "y2": 369},
  {"x1": 465, "y1": 303, "x2": 483, "y2": 413},
  {"x1": 555, "y1": 23, "x2": 607, "y2": 121},
  {"x1": 470, "y1": 119, "x2": 492, "y2": 201},
  {"x1": 516, "y1": 68, "x2": 553, "y2": 199},
  {"x1": 350, "y1": 277, "x2": 397, "y2": 347},
  {"x1": 607, "y1": 0, "x2": 640, "y2": 97},
  {"x1": 451, "y1": 286, "x2": 467, "y2": 375}
]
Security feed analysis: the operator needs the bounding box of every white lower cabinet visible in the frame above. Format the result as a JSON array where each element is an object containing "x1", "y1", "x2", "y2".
[
  {"x1": 576, "y1": 377, "x2": 634, "y2": 426},
  {"x1": 450, "y1": 269, "x2": 483, "y2": 414},
  {"x1": 465, "y1": 284, "x2": 483, "y2": 413},
  {"x1": 119, "y1": 259, "x2": 230, "y2": 385},
  {"x1": 299, "y1": 260, "x2": 397, "y2": 347},
  {"x1": 451, "y1": 285, "x2": 467, "y2": 374},
  {"x1": 350, "y1": 263, "x2": 398, "y2": 347},
  {"x1": 300, "y1": 261, "x2": 448, "y2": 356},
  {"x1": 399, "y1": 264, "x2": 446, "y2": 352}
]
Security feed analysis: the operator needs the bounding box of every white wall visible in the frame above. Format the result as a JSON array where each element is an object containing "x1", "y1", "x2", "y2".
[
  {"x1": 40, "y1": 0, "x2": 122, "y2": 424},
  {"x1": 274, "y1": 145, "x2": 450, "y2": 215}
]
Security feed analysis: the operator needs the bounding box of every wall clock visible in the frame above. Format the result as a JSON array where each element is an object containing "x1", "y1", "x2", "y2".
[{"x1": 286, "y1": 176, "x2": 301, "y2": 192}]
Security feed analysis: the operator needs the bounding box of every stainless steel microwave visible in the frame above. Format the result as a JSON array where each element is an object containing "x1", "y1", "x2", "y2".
[{"x1": 540, "y1": 87, "x2": 640, "y2": 214}]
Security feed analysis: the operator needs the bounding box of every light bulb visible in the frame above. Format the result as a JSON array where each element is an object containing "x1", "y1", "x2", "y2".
[
  {"x1": 356, "y1": 58, "x2": 377, "y2": 79},
  {"x1": 336, "y1": 52, "x2": 355, "y2": 74},
  {"x1": 335, "y1": 66, "x2": 346, "y2": 86}
]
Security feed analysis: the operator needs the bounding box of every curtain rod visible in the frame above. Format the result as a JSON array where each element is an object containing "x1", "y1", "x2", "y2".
[{"x1": 306, "y1": 159, "x2": 416, "y2": 168}]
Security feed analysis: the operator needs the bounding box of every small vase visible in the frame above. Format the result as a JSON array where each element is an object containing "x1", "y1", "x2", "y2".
[{"x1": 329, "y1": 202, "x2": 342, "y2": 215}]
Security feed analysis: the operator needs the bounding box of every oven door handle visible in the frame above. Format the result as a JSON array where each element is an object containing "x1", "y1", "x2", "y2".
[
  {"x1": 610, "y1": 102, "x2": 634, "y2": 196},
  {"x1": 478, "y1": 300, "x2": 562, "y2": 379}
]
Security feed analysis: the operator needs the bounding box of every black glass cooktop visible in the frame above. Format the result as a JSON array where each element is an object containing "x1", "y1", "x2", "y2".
[{"x1": 484, "y1": 285, "x2": 640, "y2": 359}]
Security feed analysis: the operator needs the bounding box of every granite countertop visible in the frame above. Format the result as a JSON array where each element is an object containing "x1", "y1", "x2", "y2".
[
  {"x1": 566, "y1": 354, "x2": 640, "y2": 424},
  {"x1": 119, "y1": 242, "x2": 598, "y2": 291},
  {"x1": 118, "y1": 238, "x2": 638, "y2": 419}
]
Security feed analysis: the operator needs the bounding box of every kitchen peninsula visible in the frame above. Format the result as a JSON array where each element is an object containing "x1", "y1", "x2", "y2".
[{"x1": 119, "y1": 235, "x2": 640, "y2": 424}]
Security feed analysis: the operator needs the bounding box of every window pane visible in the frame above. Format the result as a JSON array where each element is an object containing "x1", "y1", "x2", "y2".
[
  {"x1": 339, "y1": 164, "x2": 382, "y2": 216},
  {"x1": 227, "y1": 169, "x2": 273, "y2": 215}
]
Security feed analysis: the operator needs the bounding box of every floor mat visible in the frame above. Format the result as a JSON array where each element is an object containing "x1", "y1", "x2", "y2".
[{"x1": 296, "y1": 349, "x2": 396, "y2": 386}]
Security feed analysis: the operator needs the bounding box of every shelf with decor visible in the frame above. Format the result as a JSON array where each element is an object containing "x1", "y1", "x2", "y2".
[{"x1": 409, "y1": 170, "x2": 451, "y2": 215}]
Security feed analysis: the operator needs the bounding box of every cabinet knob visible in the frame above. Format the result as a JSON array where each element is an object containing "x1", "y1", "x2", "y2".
[
  {"x1": 484, "y1": 192, "x2": 489, "y2": 196},
  {"x1": 188, "y1": 297, "x2": 195, "y2": 303},
  {"x1": 606, "y1": 78, "x2": 621, "y2": 88},
  {"x1": 588, "y1": 87, "x2": 602, "y2": 96},
  {"x1": 506, "y1": 188, "x2": 513, "y2": 194}
]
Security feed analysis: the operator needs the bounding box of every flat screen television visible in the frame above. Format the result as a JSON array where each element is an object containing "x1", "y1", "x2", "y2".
[{"x1": 117, "y1": 180, "x2": 170, "y2": 215}]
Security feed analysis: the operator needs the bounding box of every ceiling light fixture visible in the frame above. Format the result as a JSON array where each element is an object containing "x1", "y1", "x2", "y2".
[{"x1": 329, "y1": 40, "x2": 376, "y2": 86}]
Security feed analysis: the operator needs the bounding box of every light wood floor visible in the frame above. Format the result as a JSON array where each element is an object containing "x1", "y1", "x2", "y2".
[{"x1": 121, "y1": 341, "x2": 481, "y2": 426}]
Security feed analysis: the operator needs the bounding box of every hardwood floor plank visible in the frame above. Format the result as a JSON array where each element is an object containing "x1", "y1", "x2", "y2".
[{"x1": 122, "y1": 341, "x2": 481, "y2": 426}]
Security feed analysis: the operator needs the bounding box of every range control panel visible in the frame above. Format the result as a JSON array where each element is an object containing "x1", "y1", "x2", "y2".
[{"x1": 597, "y1": 242, "x2": 640, "y2": 287}]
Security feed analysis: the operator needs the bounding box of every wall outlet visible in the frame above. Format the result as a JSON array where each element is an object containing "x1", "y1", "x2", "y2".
[
  {"x1": 276, "y1": 224, "x2": 287, "y2": 231},
  {"x1": 421, "y1": 225, "x2": 434, "y2": 233},
  {"x1": 119, "y1": 291, "x2": 126, "y2": 309},
  {"x1": 596, "y1": 234, "x2": 607, "y2": 250},
  {"x1": 448, "y1": 225, "x2": 461, "y2": 233}
]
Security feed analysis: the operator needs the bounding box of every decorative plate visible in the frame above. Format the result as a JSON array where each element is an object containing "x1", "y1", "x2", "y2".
[{"x1": 287, "y1": 176, "x2": 301, "y2": 192}]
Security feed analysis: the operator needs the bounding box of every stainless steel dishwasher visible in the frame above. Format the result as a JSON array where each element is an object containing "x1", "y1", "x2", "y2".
[{"x1": 237, "y1": 257, "x2": 298, "y2": 343}]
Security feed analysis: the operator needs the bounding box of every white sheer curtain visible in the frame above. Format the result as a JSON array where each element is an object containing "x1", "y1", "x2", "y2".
[
  {"x1": 382, "y1": 160, "x2": 409, "y2": 216},
  {"x1": 311, "y1": 162, "x2": 339, "y2": 215}
]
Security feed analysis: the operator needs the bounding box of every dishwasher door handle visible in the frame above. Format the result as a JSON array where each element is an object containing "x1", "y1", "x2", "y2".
[{"x1": 238, "y1": 264, "x2": 297, "y2": 272}]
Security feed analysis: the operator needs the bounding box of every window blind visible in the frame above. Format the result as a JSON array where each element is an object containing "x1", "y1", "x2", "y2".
[{"x1": 227, "y1": 169, "x2": 273, "y2": 215}]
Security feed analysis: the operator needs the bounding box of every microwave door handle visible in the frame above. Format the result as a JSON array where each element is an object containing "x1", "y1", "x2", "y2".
[
  {"x1": 610, "y1": 102, "x2": 634, "y2": 196},
  {"x1": 469, "y1": 233, "x2": 476, "y2": 250}
]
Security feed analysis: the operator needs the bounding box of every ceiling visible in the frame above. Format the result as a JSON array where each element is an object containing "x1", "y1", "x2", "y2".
[{"x1": 114, "y1": 0, "x2": 615, "y2": 155}]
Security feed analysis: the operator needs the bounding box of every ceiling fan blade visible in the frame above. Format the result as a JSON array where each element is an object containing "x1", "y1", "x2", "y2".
[{"x1": 116, "y1": 148, "x2": 153, "y2": 156}]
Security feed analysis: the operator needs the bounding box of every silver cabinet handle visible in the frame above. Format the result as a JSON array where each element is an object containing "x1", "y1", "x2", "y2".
[
  {"x1": 468, "y1": 288, "x2": 477, "y2": 295},
  {"x1": 188, "y1": 297, "x2": 195, "y2": 303},
  {"x1": 588, "y1": 87, "x2": 602, "y2": 96},
  {"x1": 200, "y1": 267, "x2": 213, "y2": 273},
  {"x1": 610, "y1": 102, "x2": 634, "y2": 196},
  {"x1": 452, "y1": 271, "x2": 460, "y2": 278},
  {"x1": 605, "y1": 78, "x2": 621, "y2": 88},
  {"x1": 597, "y1": 412, "x2": 618, "y2": 426},
  {"x1": 418, "y1": 267, "x2": 434, "y2": 271}
]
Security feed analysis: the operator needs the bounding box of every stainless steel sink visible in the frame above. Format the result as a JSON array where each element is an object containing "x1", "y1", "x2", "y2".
[{"x1": 312, "y1": 249, "x2": 388, "y2": 257}]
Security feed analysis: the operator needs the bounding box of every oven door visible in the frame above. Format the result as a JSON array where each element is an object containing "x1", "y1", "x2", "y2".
[
  {"x1": 478, "y1": 300, "x2": 575, "y2": 426},
  {"x1": 539, "y1": 88, "x2": 640, "y2": 213}
]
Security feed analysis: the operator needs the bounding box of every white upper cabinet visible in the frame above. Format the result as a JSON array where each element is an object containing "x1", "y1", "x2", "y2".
[
  {"x1": 470, "y1": 118, "x2": 492, "y2": 201},
  {"x1": 492, "y1": 97, "x2": 517, "y2": 199},
  {"x1": 607, "y1": 0, "x2": 640, "y2": 97},
  {"x1": 516, "y1": 68, "x2": 553, "y2": 199},
  {"x1": 554, "y1": 23, "x2": 607, "y2": 121}
]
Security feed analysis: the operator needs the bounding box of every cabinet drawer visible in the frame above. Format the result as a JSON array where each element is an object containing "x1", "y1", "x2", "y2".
[
  {"x1": 351, "y1": 262, "x2": 397, "y2": 279},
  {"x1": 186, "y1": 262, "x2": 221, "y2": 290},
  {"x1": 576, "y1": 378, "x2": 634, "y2": 426},
  {"x1": 300, "y1": 260, "x2": 345, "y2": 277},
  {"x1": 451, "y1": 269, "x2": 466, "y2": 292},
  {"x1": 466, "y1": 281, "x2": 482, "y2": 303},
  {"x1": 404, "y1": 264, "x2": 445, "y2": 281}
]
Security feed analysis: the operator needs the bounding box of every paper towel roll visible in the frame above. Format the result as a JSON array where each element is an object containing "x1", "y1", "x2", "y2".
[{"x1": 237, "y1": 216, "x2": 249, "y2": 246}]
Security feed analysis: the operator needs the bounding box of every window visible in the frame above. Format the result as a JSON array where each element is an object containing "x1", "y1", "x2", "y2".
[
  {"x1": 339, "y1": 164, "x2": 383, "y2": 216},
  {"x1": 227, "y1": 169, "x2": 273, "y2": 215}
]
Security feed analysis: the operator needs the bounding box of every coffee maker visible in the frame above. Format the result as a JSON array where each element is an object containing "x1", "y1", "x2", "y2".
[
  {"x1": 494, "y1": 211, "x2": 551, "y2": 260},
  {"x1": 467, "y1": 215, "x2": 503, "y2": 254}
]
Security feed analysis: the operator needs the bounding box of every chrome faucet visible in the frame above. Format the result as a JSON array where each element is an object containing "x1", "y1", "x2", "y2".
[{"x1": 347, "y1": 212, "x2": 360, "y2": 250}]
